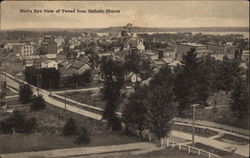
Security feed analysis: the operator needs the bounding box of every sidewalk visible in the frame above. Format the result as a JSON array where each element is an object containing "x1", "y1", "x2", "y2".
[
  {"x1": 0, "y1": 142, "x2": 157, "y2": 158},
  {"x1": 171, "y1": 130, "x2": 249, "y2": 157}
]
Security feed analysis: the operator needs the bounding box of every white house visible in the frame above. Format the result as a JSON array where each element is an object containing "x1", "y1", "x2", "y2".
[{"x1": 41, "y1": 60, "x2": 58, "y2": 70}]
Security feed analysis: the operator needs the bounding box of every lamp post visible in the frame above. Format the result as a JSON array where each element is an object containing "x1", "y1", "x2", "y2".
[{"x1": 191, "y1": 104, "x2": 199, "y2": 146}]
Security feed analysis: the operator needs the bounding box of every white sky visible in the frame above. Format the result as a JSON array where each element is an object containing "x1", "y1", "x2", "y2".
[{"x1": 1, "y1": 1, "x2": 249, "y2": 29}]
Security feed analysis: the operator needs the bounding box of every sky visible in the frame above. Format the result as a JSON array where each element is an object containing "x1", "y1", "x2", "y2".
[{"x1": 1, "y1": 1, "x2": 249, "y2": 30}]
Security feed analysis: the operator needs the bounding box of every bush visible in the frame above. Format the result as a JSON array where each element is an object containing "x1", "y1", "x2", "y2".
[
  {"x1": 0, "y1": 111, "x2": 36, "y2": 134},
  {"x1": 75, "y1": 127, "x2": 90, "y2": 144},
  {"x1": 30, "y1": 95, "x2": 46, "y2": 111},
  {"x1": 19, "y1": 83, "x2": 33, "y2": 104},
  {"x1": 63, "y1": 118, "x2": 77, "y2": 136},
  {"x1": 111, "y1": 116, "x2": 122, "y2": 131},
  {"x1": 24, "y1": 117, "x2": 37, "y2": 133}
]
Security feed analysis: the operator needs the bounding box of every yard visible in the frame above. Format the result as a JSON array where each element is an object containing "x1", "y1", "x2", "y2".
[{"x1": 0, "y1": 103, "x2": 141, "y2": 154}]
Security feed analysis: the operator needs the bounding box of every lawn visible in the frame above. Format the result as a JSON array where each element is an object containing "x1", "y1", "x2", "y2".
[
  {"x1": 73, "y1": 147, "x2": 206, "y2": 158},
  {"x1": 181, "y1": 91, "x2": 249, "y2": 130},
  {"x1": 172, "y1": 124, "x2": 218, "y2": 138},
  {"x1": 0, "y1": 103, "x2": 141, "y2": 154},
  {"x1": 59, "y1": 88, "x2": 134, "y2": 113},
  {"x1": 216, "y1": 134, "x2": 249, "y2": 145},
  {"x1": 193, "y1": 143, "x2": 243, "y2": 158}
]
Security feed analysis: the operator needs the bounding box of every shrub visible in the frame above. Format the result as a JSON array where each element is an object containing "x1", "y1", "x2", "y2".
[
  {"x1": 24, "y1": 117, "x2": 37, "y2": 133},
  {"x1": 30, "y1": 95, "x2": 46, "y2": 111},
  {"x1": 19, "y1": 83, "x2": 33, "y2": 104},
  {"x1": 63, "y1": 118, "x2": 77, "y2": 136},
  {"x1": 75, "y1": 127, "x2": 90, "y2": 144},
  {"x1": 111, "y1": 116, "x2": 122, "y2": 131}
]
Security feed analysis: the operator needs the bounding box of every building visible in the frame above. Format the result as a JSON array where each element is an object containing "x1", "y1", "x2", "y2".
[
  {"x1": 40, "y1": 35, "x2": 57, "y2": 55},
  {"x1": 71, "y1": 60, "x2": 90, "y2": 75},
  {"x1": 206, "y1": 42, "x2": 241, "y2": 60},
  {"x1": 13, "y1": 43, "x2": 34, "y2": 57},
  {"x1": 176, "y1": 42, "x2": 207, "y2": 60},
  {"x1": 4, "y1": 43, "x2": 13, "y2": 50},
  {"x1": 206, "y1": 42, "x2": 225, "y2": 54},
  {"x1": 41, "y1": 60, "x2": 58, "y2": 70},
  {"x1": 241, "y1": 50, "x2": 249, "y2": 62}
]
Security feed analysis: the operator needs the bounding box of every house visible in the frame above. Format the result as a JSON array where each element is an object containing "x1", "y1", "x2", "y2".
[
  {"x1": 4, "y1": 43, "x2": 13, "y2": 50},
  {"x1": 41, "y1": 60, "x2": 58, "y2": 70},
  {"x1": 71, "y1": 60, "x2": 90, "y2": 75},
  {"x1": 129, "y1": 39, "x2": 145, "y2": 52}
]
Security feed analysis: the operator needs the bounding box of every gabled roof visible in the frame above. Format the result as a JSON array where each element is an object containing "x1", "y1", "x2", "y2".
[{"x1": 71, "y1": 60, "x2": 88, "y2": 69}]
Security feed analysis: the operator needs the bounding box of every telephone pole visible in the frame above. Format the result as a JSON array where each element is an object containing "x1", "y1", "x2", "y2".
[
  {"x1": 64, "y1": 83, "x2": 67, "y2": 110},
  {"x1": 191, "y1": 104, "x2": 199, "y2": 146}
]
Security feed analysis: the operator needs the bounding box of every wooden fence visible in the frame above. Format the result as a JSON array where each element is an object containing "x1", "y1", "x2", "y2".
[{"x1": 165, "y1": 139, "x2": 221, "y2": 158}]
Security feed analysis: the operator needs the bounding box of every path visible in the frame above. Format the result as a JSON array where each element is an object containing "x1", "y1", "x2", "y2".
[
  {"x1": 0, "y1": 142, "x2": 157, "y2": 158},
  {"x1": 171, "y1": 130, "x2": 249, "y2": 157},
  {"x1": 52, "y1": 86, "x2": 133, "y2": 94},
  {"x1": 0, "y1": 73, "x2": 102, "y2": 120}
]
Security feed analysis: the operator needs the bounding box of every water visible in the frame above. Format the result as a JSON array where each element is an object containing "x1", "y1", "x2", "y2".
[{"x1": 136, "y1": 31, "x2": 249, "y2": 38}]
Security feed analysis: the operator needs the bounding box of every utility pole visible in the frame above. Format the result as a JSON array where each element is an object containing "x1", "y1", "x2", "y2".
[
  {"x1": 76, "y1": 82, "x2": 79, "y2": 106},
  {"x1": 49, "y1": 79, "x2": 52, "y2": 96},
  {"x1": 191, "y1": 104, "x2": 199, "y2": 146},
  {"x1": 36, "y1": 73, "x2": 40, "y2": 96},
  {"x1": 64, "y1": 83, "x2": 67, "y2": 110}
]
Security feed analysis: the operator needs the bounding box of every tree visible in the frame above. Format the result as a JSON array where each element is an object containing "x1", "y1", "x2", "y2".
[
  {"x1": 63, "y1": 118, "x2": 77, "y2": 136},
  {"x1": 146, "y1": 66, "x2": 176, "y2": 145},
  {"x1": 124, "y1": 50, "x2": 141, "y2": 74},
  {"x1": 122, "y1": 86, "x2": 149, "y2": 134},
  {"x1": 24, "y1": 117, "x2": 37, "y2": 133},
  {"x1": 174, "y1": 49, "x2": 210, "y2": 115},
  {"x1": 230, "y1": 78, "x2": 249, "y2": 119},
  {"x1": 75, "y1": 127, "x2": 90, "y2": 144},
  {"x1": 100, "y1": 57, "x2": 126, "y2": 130},
  {"x1": 123, "y1": 66, "x2": 176, "y2": 145},
  {"x1": 218, "y1": 56, "x2": 242, "y2": 93},
  {"x1": 19, "y1": 83, "x2": 33, "y2": 104},
  {"x1": 79, "y1": 69, "x2": 92, "y2": 86},
  {"x1": 30, "y1": 95, "x2": 46, "y2": 111}
]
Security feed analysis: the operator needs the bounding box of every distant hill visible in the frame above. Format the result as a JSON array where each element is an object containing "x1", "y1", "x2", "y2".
[{"x1": 2, "y1": 27, "x2": 249, "y2": 33}]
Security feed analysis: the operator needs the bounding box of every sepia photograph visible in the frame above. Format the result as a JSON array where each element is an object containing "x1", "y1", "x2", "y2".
[{"x1": 0, "y1": 1, "x2": 249, "y2": 158}]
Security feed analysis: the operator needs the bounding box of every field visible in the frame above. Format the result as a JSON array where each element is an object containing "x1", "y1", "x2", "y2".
[{"x1": 0, "y1": 103, "x2": 141, "y2": 154}]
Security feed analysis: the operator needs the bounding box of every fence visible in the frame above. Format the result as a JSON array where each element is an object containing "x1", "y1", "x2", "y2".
[{"x1": 165, "y1": 139, "x2": 221, "y2": 158}]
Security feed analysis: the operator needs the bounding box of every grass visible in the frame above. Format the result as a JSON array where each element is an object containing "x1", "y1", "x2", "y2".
[
  {"x1": 0, "y1": 103, "x2": 141, "y2": 154},
  {"x1": 193, "y1": 143, "x2": 243, "y2": 158},
  {"x1": 172, "y1": 124, "x2": 218, "y2": 138},
  {"x1": 216, "y1": 134, "x2": 249, "y2": 145},
  {"x1": 181, "y1": 91, "x2": 249, "y2": 130},
  {"x1": 51, "y1": 95, "x2": 103, "y2": 115},
  {"x1": 74, "y1": 147, "x2": 206, "y2": 158}
]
